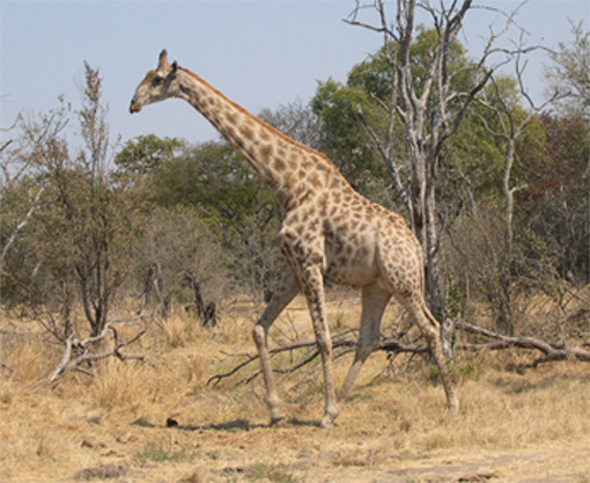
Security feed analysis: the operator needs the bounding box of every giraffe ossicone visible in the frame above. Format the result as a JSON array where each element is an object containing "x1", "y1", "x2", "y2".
[{"x1": 130, "y1": 50, "x2": 459, "y2": 427}]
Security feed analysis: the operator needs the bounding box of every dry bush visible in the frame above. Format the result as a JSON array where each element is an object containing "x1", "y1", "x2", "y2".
[
  {"x1": 131, "y1": 206, "x2": 227, "y2": 318},
  {"x1": 444, "y1": 205, "x2": 590, "y2": 341},
  {"x1": 160, "y1": 313, "x2": 196, "y2": 349},
  {"x1": 0, "y1": 315, "x2": 63, "y2": 385}
]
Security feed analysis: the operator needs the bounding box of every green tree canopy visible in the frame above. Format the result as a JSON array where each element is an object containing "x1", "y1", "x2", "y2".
[
  {"x1": 115, "y1": 134, "x2": 185, "y2": 175},
  {"x1": 150, "y1": 140, "x2": 282, "y2": 297}
]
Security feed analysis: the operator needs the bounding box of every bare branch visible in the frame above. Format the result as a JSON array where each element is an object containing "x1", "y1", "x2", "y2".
[
  {"x1": 0, "y1": 358, "x2": 16, "y2": 372},
  {"x1": 356, "y1": 104, "x2": 412, "y2": 217},
  {"x1": 344, "y1": 0, "x2": 399, "y2": 42},
  {"x1": 44, "y1": 333, "x2": 75, "y2": 384},
  {"x1": 207, "y1": 340, "x2": 320, "y2": 386},
  {"x1": 42, "y1": 319, "x2": 147, "y2": 385},
  {"x1": 0, "y1": 139, "x2": 13, "y2": 154},
  {"x1": 0, "y1": 185, "x2": 45, "y2": 264},
  {"x1": 208, "y1": 329, "x2": 431, "y2": 387}
]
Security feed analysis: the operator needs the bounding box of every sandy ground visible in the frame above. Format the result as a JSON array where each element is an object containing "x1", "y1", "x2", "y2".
[
  {"x1": 2, "y1": 377, "x2": 588, "y2": 483},
  {"x1": 68, "y1": 423, "x2": 590, "y2": 483}
]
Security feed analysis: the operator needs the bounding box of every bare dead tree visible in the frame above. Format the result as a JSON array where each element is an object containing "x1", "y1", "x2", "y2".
[
  {"x1": 184, "y1": 270, "x2": 218, "y2": 328},
  {"x1": 345, "y1": 0, "x2": 545, "y2": 355},
  {"x1": 477, "y1": 47, "x2": 564, "y2": 252}
]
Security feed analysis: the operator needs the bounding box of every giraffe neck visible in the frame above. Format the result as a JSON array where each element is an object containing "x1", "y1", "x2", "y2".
[{"x1": 174, "y1": 66, "x2": 351, "y2": 211}]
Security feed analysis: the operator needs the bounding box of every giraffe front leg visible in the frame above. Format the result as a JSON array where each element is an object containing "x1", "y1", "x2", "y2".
[
  {"x1": 297, "y1": 264, "x2": 339, "y2": 428},
  {"x1": 253, "y1": 269, "x2": 300, "y2": 425}
]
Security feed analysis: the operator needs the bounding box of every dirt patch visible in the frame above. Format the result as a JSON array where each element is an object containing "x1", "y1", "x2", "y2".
[
  {"x1": 72, "y1": 463, "x2": 128, "y2": 481},
  {"x1": 60, "y1": 420, "x2": 589, "y2": 482}
]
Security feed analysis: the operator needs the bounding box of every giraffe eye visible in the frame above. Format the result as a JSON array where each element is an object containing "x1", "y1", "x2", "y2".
[{"x1": 152, "y1": 76, "x2": 164, "y2": 86}]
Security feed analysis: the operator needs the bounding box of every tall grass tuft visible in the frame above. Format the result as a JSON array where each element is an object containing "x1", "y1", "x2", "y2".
[{"x1": 90, "y1": 359, "x2": 147, "y2": 411}]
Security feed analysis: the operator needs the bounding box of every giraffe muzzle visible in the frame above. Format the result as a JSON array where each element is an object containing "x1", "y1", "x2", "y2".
[{"x1": 129, "y1": 99, "x2": 142, "y2": 114}]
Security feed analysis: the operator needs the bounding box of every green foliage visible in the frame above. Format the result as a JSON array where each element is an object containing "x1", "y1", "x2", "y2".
[
  {"x1": 115, "y1": 133, "x2": 184, "y2": 175},
  {"x1": 311, "y1": 78, "x2": 389, "y2": 195},
  {"x1": 153, "y1": 141, "x2": 274, "y2": 220},
  {"x1": 347, "y1": 47, "x2": 394, "y2": 102},
  {"x1": 519, "y1": 113, "x2": 589, "y2": 282}
]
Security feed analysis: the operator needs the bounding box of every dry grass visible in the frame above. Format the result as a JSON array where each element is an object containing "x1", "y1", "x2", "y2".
[{"x1": 1, "y1": 293, "x2": 589, "y2": 483}]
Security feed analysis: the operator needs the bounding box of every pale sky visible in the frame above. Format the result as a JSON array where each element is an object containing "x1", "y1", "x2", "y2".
[{"x1": 1, "y1": 1, "x2": 588, "y2": 150}]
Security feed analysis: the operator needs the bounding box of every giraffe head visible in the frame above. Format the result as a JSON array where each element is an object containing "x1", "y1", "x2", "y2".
[{"x1": 129, "y1": 50, "x2": 180, "y2": 114}]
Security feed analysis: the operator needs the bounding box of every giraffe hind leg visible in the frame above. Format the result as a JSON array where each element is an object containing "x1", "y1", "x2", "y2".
[
  {"x1": 395, "y1": 293, "x2": 459, "y2": 413},
  {"x1": 421, "y1": 303, "x2": 459, "y2": 412},
  {"x1": 337, "y1": 282, "x2": 391, "y2": 404}
]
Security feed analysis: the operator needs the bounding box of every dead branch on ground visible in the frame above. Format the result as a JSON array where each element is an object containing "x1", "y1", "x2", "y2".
[
  {"x1": 208, "y1": 308, "x2": 589, "y2": 386},
  {"x1": 43, "y1": 319, "x2": 147, "y2": 384},
  {"x1": 207, "y1": 330, "x2": 428, "y2": 387},
  {"x1": 455, "y1": 309, "x2": 590, "y2": 366}
]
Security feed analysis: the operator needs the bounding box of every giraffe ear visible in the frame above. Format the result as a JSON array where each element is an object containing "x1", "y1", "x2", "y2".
[
  {"x1": 169, "y1": 61, "x2": 178, "y2": 79},
  {"x1": 157, "y1": 49, "x2": 169, "y2": 71}
]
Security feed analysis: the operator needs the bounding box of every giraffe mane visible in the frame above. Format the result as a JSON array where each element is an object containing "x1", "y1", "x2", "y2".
[{"x1": 177, "y1": 66, "x2": 349, "y2": 185}]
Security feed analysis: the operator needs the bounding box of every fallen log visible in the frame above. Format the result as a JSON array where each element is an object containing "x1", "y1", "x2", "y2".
[{"x1": 455, "y1": 320, "x2": 590, "y2": 366}]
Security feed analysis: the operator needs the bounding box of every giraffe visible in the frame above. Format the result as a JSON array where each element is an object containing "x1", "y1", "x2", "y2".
[{"x1": 130, "y1": 50, "x2": 459, "y2": 428}]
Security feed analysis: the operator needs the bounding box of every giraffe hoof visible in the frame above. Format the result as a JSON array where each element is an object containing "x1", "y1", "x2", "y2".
[
  {"x1": 319, "y1": 415, "x2": 334, "y2": 429},
  {"x1": 270, "y1": 413, "x2": 286, "y2": 426}
]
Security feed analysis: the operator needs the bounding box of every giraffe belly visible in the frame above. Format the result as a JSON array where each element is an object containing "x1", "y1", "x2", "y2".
[{"x1": 322, "y1": 234, "x2": 379, "y2": 286}]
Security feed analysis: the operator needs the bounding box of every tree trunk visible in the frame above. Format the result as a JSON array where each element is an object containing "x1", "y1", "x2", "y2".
[{"x1": 411, "y1": 142, "x2": 449, "y2": 357}]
